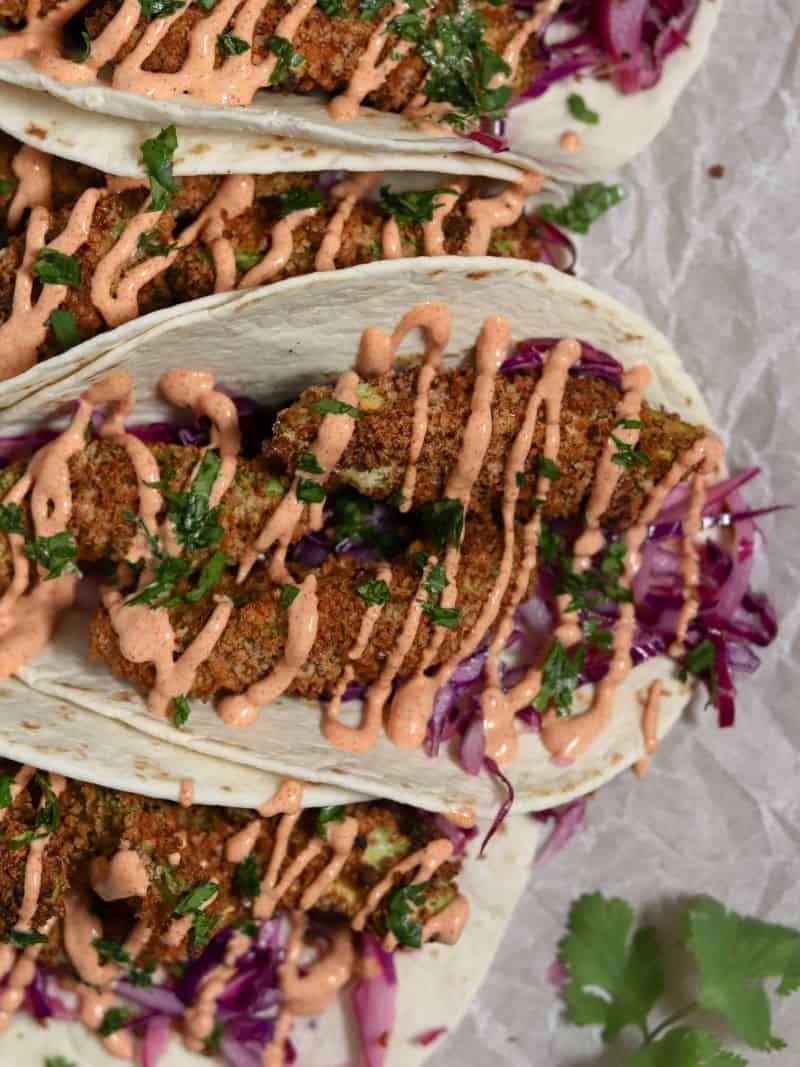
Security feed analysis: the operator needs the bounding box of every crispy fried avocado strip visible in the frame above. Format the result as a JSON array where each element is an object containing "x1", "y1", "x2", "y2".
[
  {"x1": 88, "y1": 522, "x2": 528, "y2": 702},
  {"x1": 269, "y1": 366, "x2": 705, "y2": 524},
  {"x1": 0, "y1": 766, "x2": 459, "y2": 965}
]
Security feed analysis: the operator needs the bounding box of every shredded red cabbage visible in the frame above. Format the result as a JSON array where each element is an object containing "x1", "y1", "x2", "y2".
[
  {"x1": 480, "y1": 758, "x2": 516, "y2": 855},
  {"x1": 413, "y1": 1026, "x2": 448, "y2": 1046},
  {"x1": 514, "y1": 0, "x2": 701, "y2": 104},
  {"x1": 351, "y1": 934, "x2": 397, "y2": 1067},
  {"x1": 501, "y1": 337, "x2": 623, "y2": 383},
  {"x1": 533, "y1": 796, "x2": 588, "y2": 862}
]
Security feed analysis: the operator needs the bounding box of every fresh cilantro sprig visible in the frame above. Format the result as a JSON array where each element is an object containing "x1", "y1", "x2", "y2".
[
  {"x1": 32, "y1": 249, "x2": 80, "y2": 287},
  {"x1": 92, "y1": 938, "x2": 154, "y2": 987},
  {"x1": 420, "y1": 497, "x2": 464, "y2": 549},
  {"x1": 276, "y1": 184, "x2": 323, "y2": 217},
  {"x1": 558, "y1": 892, "x2": 800, "y2": 1065},
  {"x1": 140, "y1": 125, "x2": 179, "y2": 211},
  {"x1": 567, "y1": 92, "x2": 599, "y2": 125},
  {"x1": 266, "y1": 36, "x2": 304, "y2": 84},
  {"x1": 378, "y1": 186, "x2": 458, "y2": 225},
  {"x1": 680, "y1": 638, "x2": 719, "y2": 708},
  {"x1": 315, "y1": 805, "x2": 347, "y2": 839},
  {"x1": 47, "y1": 308, "x2": 82, "y2": 351},
  {"x1": 533, "y1": 636, "x2": 584, "y2": 717},
  {"x1": 539, "y1": 183, "x2": 624, "y2": 235},
  {"x1": 164, "y1": 451, "x2": 224, "y2": 553}
]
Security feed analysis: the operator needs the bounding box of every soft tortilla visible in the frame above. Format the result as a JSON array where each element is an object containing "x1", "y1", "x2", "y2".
[
  {"x1": 8, "y1": 258, "x2": 712, "y2": 816},
  {"x1": 0, "y1": 813, "x2": 536, "y2": 1067},
  {"x1": 0, "y1": 0, "x2": 721, "y2": 180}
]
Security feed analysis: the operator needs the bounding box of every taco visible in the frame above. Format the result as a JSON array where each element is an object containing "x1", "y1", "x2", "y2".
[
  {"x1": 0, "y1": 259, "x2": 777, "y2": 822},
  {"x1": 0, "y1": 695, "x2": 535, "y2": 1066},
  {"x1": 0, "y1": 109, "x2": 574, "y2": 408},
  {"x1": 0, "y1": 0, "x2": 721, "y2": 178}
]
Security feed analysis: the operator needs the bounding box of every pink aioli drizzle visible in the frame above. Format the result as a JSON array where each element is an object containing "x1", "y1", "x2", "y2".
[
  {"x1": 421, "y1": 894, "x2": 469, "y2": 945},
  {"x1": 0, "y1": 0, "x2": 84, "y2": 59},
  {"x1": 422, "y1": 180, "x2": 468, "y2": 256},
  {"x1": 493, "y1": 0, "x2": 564, "y2": 91},
  {"x1": 315, "y1": 173, "x2": 382, "y2": 272},
  {"x1": 634, "y1": 678, "x2": 664, "y2": 777},
  {"x1": 386, "y1": 316, "x2": 509, "y2": 750},
  {"x1": 179, "y1": 779, "x2": 194, "y2": 808},
  {"x1": 184, "y1": 931, "x2": 252, "y2": 1049},
  {"x1": 442, "y1": 806, "x2": 476, "y2": 829},
  {"x1": 0, "y1": 187, "x2": 101, "y2": 380},
  {"x1": 258, "y1": 780, "x2": 305, "y2": 818},
  {"x1": 327, "y1": 0, "x2": 416, "y2": 121},
  {"x1": 300, "y1": 816, "x2": 359, "y2": 910},
  {"x1": 239, "y1": 207, "x2": 318, "y2": 289},
  {"x1": 0, "y1": 773, "x2": 67, "y2": 1032},
  {"x1": 463, "y1": 171, "x2": 544, "y2": 257},
  {"x1": 538, "y1": 434, "x2": 722, "y2": 762},
  {"x1": 90, "y1": 849, "x2": 150, "y2": 901},
  {"x1": 7, "y1": 145, "x2": 52, "y2": 231},
  {"x1": 560, "y1": 130, "x2": 582, "y2": 152},
  {"x1": 381, "y1": 216, "x2": 403, "y2": 260}
]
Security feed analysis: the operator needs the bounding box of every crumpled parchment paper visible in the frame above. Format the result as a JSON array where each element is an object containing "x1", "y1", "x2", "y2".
[{"x1": 427, "y1": 1, "x2": 800, "y2": 1064}]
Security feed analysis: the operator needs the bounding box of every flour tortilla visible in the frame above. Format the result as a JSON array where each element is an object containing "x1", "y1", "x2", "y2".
[
  {"x1": 0, "y1": 94, "x2": 558, "y2": 414},
  {"x1": 0, "y1": 0, "x2": 720, "y2": 180},
  {"x1": 0, "y1": 808, "x2": 536, "y2": 1067},
  {"x1": 6, "y1": 258, "x2": 713, "y2": 816}
]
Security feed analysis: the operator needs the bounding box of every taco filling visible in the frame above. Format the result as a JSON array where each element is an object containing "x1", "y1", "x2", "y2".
[
  {"x1": 0, "y1": 0, "x2": 702, "y2": 138},
  {"x1": 0, "y1": 301, "x2": 777, "y2": 795},
  {"x1": 0, "y1": 130, "x2": 574, "y2": 383},
  {"x1": 0, "y1": 762, "x2": 468, "y2": 1064}
]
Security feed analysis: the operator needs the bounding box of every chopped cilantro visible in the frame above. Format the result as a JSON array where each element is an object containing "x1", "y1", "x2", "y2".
[
  {"x1": 276, "y1": 184, "x2": 323, "y2": 217},
  {"x1": 0, "y1": 502, "x2": 25, "y2": 536},
  {"x1": 308, "y1": 397, "x2": 363, "y2": 418},
  {"x1": 191, "y1": 911, "x2": 220, "y2": 948},
  {"x1": 296, "y1": 478, "x2": 325, "y2": 504},
  {"x1": 234, "y1": 854, "x2": 261, "y2": 899},
  {"x1": 279, "y1": 584, "x2": 300, "y2": 609},
  {"x1": 69, "y1": 29, "x2": 92, "y2": 61},
  {"x1": 557, "y1": 542, "x2": 632, "y2": 613},
  {"x1": 263, "y1": 476, "x2": 286, "y2": 495},
  {"x1": 419, "y1": 601, "x2": 459, "y2": 629},
  {"x1": 46, "y1": 1058, "x2": 78, "y2": 1067},
  {"x1": 175, "y1": 881, "x2": 218, "y2": 916},
  {"x1": 164, "y1": 450, "x2": 223, "y2": 553},
  {"x1": 183, "y1": 548, "x2": 227, "y2": 604},
  {"x1": 515, "y1": 471, "x2": 527, "y2": 488},
  {"x1": 171, "y1": 694, "x2": 191, "y2": 728},
  {"x1": 387, "y1": 882, "x2": 428, "y2": 948},
  {"x1": 98, "y1": 1006, "x2": 131, "y2": 1037},
  {"x1": 318, "y1": 0, "x2": 346, "y2": 12},
  {"x1": 31, "y1": 248, "x2": 80, "y2": 287},
  {"x1": 140, "y1": 125, "x2": 179, "y2": 211},
  {"x1": 679, "y1": 639, "x2": 719, "y2": 707},
  {"x1": 534, "y1": 637, "x2": 584, "y2": 717},
  {"x1": 420, "y1": 497, "x2": 464, "y2": 548},
  {"x1": 139, "y1": 0, "x2": 185, "y2": 18},
  {"x1": 35, "y1": 774, "x2": 60, "y2": 834},
  {"x1": 0, "y1": 775, "x2": 12, "y2": 809},
  {"x1": 137, "y1": 228, "x2": 173, "y2": 258},
  {"x1": 3, "y1": 928, "x2": 48, "y2": 948},
  {"x1": 582, "y1": 616, "x2": 612, "y2": 650},
  {"x1": 377, "y1": 186, "x2": 458, "y2": 225},
  {"x1": 421, "y1": 561, "x2": 448, "y2": 598},
  {"x1": 610, "y1": 433, "x2": 649, "y2": 469},
  {"x1": 297, "y1": 451, "x2": 324, "y2": 474},
  {"x1": 47, "y1": 308, "x2": 82, "y2": 351},
  {"x1": 536, "y1": 456, "x2": 562, "y2": 480},
  {"x1": 539, "y1": 182, "x2": 624, "y2": 235},
  {"x1": 0, "y1": 176, "x2": 15, "y2": 197},
  {"x1": 217, "y1": 31, "x2": 249, "y2": 56},
  {"x1": 92, "y1": 938, "x2": 131, "y2": 966},
  {"x1": 538, "y1": 525, "x2": 562, "y2": 565},
  {"x1": 266, "y1": 35, "x2": 304, "y2": 84},
  {"x1": 234, "y1": 248, "x2": 262, "y2": 271},
  {"x1": 357, "y1": 578, "x2": 391, "y2": 606},
  {"x1": 23, "y1": 531, "x2": 81, "y2": 580},
  {"x1": 359, "y1": 0, "x2": 390, "y2": 16},
  {"x1": 567, "y1": 93, "x2": 599, "y2": 125},
  {"x1": 206, "y1": 1021, "x2": 224, "y2": 1053},
  {"x1": 315, "y1": 805, "x2": 347, "y2": 839}
]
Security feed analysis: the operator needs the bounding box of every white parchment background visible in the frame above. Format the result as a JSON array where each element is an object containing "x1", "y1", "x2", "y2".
[{"x1": 428, "y1": 1, "x2": 800, "y2": 1064}]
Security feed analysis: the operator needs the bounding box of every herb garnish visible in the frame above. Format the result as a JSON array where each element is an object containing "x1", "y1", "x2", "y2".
[
  {"x1": 3, "y1": 928, "x2": 49, "y2": 948},
  {"x1": 558, "y1": 892, "x2": 800, "y2": 1065},
  {"x1": 175, "y1": 881, "x2": 218, "y2": 915},
  {"x1": 419, "y1": 602, "x2": 460, "y2": 629},
  {"x1": 234, "y1": 854, "x2": 260, "y2": 899},
  {"x1": 0, "y1": 776, "x2": 12, "y2": 809},
  {"x1": 137, "y1": 228, "x2": 173, "y2": 258},
  {"x1": 297, "y1": 478, "x2": 326, "y2": 504},
  {"x1": 276, "y1": 184, "x2": 323, "y2": 217},
  {"x1": 171, "y1": 694, "x2": 191, "y2": 728},
  {"x1": 234, "y1": 248, "x2": 262, "y2": 271},
  {"x1": 32, "y1": 248, "x2": 80, "y2": 287},
  {"x1": 387, "y1": 882, "x2": 429, "y2": 948},
  {"x1": 183, "y1": 548, "x2": 227, "y2": 603},
  {"x1": 315, "y1": 805, "x2": 347, "y2": 839},
  {"x1": 217, "y1": 31, "x2": 249, "y2": 56},
  {"x1": 318, "y1": 0, "x2": 346, "y2": 13},
  {"x1": 356, "y1": 578, "x2": 391, "y2": 606},
  {"x1": 98, "y1": 1006, "x2": 131, "y2": 1037},
  {"x1": 377, "y1": 186, "x2": 458, "y2": 225},
  {"x1": 164, "y1": 451, "x2": 224, "y2": 553},
  {"x1": 46, "y1": 1058, "x2": 77, "y2": 1067},
  {"x1": 0, "y1": 503, "x2": 24, "y2": 537},
  {"x1": 567, "y1": 92, "x2": 599, "y2": 124},
  {"x1": 279, "y1": 584, "x2": 300, "y2": 609},
  {"x1": 140, "y1": 0, "x2": 185, "y2": 17},
  {"x1": 359, "y1": 0, "x2": 389, "y2": 15},
  {"x1": 308, "y1": 397, "x2": 364, "y2": 418},
  {"x1": 610, "y1": 432, "x2": 649, "y2": 468},
  {"x1": 536, "y1": 456, "x2": 562, "y2": 480},
  {"x1": 23, "y1": 531, "x2": 81, "y2": 580},
  {"x1": 539, "y1": 182, "x2": 624, "y2": 235},
  {"x1": 533, "y1": 637, "x2": 585, "y2": 717},
  {"x1": 296, "y1": 451, "x2": 324, "y2": 474},
  {"x1": 47, "y1": 308, "x2": 82, "y2": 351},
  {"x1": 266, "y1": 35, "x2": 304, "y2": 84},
  {"x1": 0, "y1": 176, "x2": 15, "y2": 197},
  {"x1": 557, "y1": 541, "x2": 632, "y2": 614},
  {"x1": 679, "y1": 638, "x2": 719, "y2": 707},
  {"x1": 190, "y1": 911, "x2": 220, "y2": 948},
  {"x1": 420, "y1": 498, "x2": 464, "y2": 548},
  {"x1": 140, "y1": 125, "x2": 179, "y2": 211},
  {"x1": 421, "y1": 561, "x2": 448, "y2": 598},
  {"x1": 92, "y1": 938, "x2": 154, "y2": 986}
]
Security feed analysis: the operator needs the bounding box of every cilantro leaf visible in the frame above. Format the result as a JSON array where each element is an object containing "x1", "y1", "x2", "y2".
[
  {"x1": 99, "y1": 1006, "x2": 131, "y2": 1036},
  {"x1": 266, "y1": 36, "x2": 304, "y2": 84},
  {"x1": 140, "y1": 0, "x2": 185, "y2": 17},
  {"x1": 315, "y1": 805, "x2": 347, "y2": 839},
  {"x1": 137, "y1": 228, "x2": 173, "y2": 258},
  {"x1": 183, "y1": 548, "x2": 227, "y2": 604},
  {"x1": 419, "y1": 601, "x2": 459, "y2": 629},
  {"x1": 297, "y1": 478, "x2": 325, "y2": 504},
  {"x1": 539, "y1": 183, "x2": 624, "y2": 235},
  {"x1": 533, "y1": 637, "x2": 585, "y2": 717},
  {"x1": 234, "y1": 853, "x2": 261, "y2": 899},
  {"x1": 611, "y1": 433, "x2": 649, "y2": 469},
  {"x1": 140, "y1": 125, "x2": 179, "y2": 211},
  {"x1": 0, "y1": 503, "x2": 25, "y2": 536},
  {"x1": 217, "y1": 31, "x2": 249, "y2": 56},
  {"x1": 296, "y1": 451, "x2": 324, "y2": 474},
  {"x1": 3, "y1": 928, "x2": 49, "y2": 948},
  {"x1": 47, "y1": 308, "x2": 82, "y2": 351},
  {"x1": 621, "y1": 1028, "x2": 747, "y2": 1067},
  {"x1": 92, "y1": 938, "x2": 131, "y2": 966},
  {"x1": 191, "y1": 910, "x2": 220, "y2": 948},
  {"x1": 279, "y1": 584, "x2": 300, "y2": 609},
  {"x1": 318, "y1": 0, "x2": 346, "y2": 13},
  {"x1": 558, "y1": 892, "x2": 664, "y2": 1042},
  {"x1": 164, "y1": 450, "x2": 223, "y2": 553},
  {"x1": 378, "y1": 186, "x2": 457, "y2": 225},
  {"x1": 0, "y1": 775, "x2": 12, "y2": 809},
  {"x1": 536, "y1": 455, "x2": 562, "y2": 480},
  {"x1": 23, "y1": 531, "x2": 81, "y2": 580},
  {"x1": 234, "y1": 248, "x2": 262, "y2": 271},
  {"x1": 387, "y1": 882, "x2": 428, "y2": 948},
  {"x1": 679, "y1": 640, "x2": 719, "y2": 707},
  {"x1": 0, "y1": 176, "x2": 16, "y2": 197},
  {"x1": 276, "y1": 184, "x2": 323, "y2": 217},
  {"x1": 174, "y1": 881, "x2": 218, "y2": 915},
  {"x1": 308, "y1": 397, "x2": 363, "y2": 418},
  {"x1": 32, "y1": 249, "x2": 80, "y2": 287},
  {"x1": 567, "y1": 92, "x2": 599, "y2": 125},
  {"x1": 171, "y1": 694, "x2": 191, "y2": 728},
  {"x1": 687, "y1": 895, "x2": 800, "y2": 1050},
  {"x1": 356, "y1": 578, "x2": 390, "y2": 606},
  {"x1": 420, "y1": 498, "x2": 464, "y2": 548},
  {"x1": 46, "y1": 1058, "x2": 79, "y2": 1067}
]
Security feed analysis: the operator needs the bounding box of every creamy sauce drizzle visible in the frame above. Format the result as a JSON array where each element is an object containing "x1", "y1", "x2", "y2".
[
  {"x1": 7, "y1": 145, "x2": 52, "y2": 231},
  {"x1": 634, "y1": 679, "x2": 663, "y2": 777}
]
